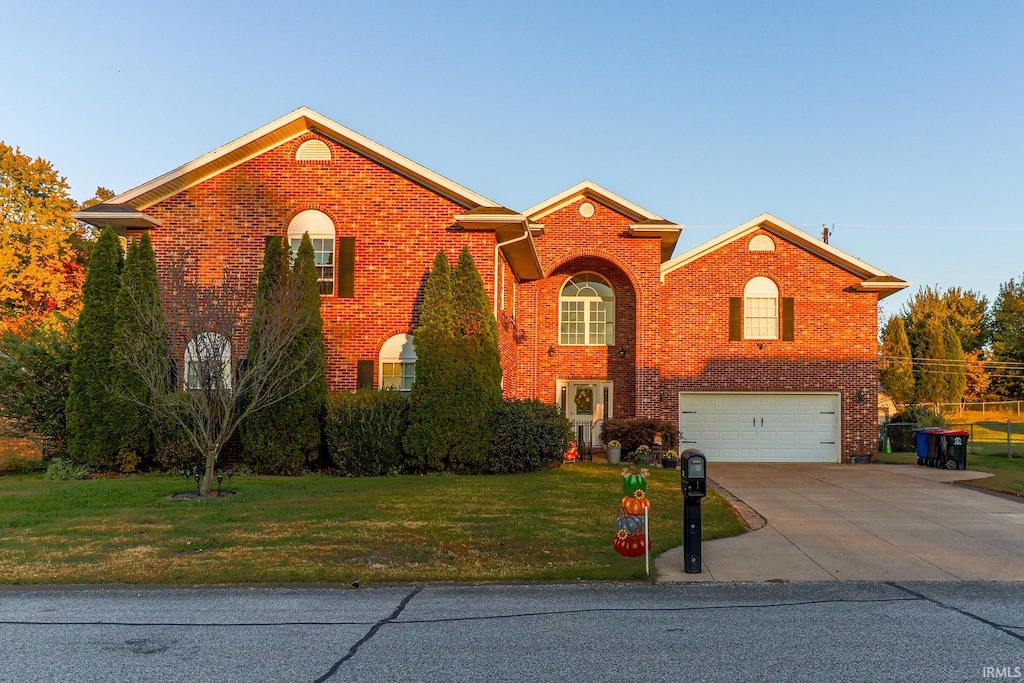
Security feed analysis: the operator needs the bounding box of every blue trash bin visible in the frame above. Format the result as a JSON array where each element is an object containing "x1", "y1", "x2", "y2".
[{"x1": 914, "y1": 429, "x2": 930, "y2": 466}]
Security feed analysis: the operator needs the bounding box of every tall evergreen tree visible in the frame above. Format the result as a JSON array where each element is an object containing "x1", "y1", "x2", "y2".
[
  {"x1": 66, "y1": 226, "x2": 123, "y2": 468},
  {"x1": 449, "y1": 246, "x2": 503, "y2": 472},
  {"x1": 112, "y1": 233, "x2": 169, "y2": 465},
  {"x1": 913, "y1": 316, "x2": 948, "y2": 405},
  {"x1": 879, "y1": 316, "x2": 914, "y2": 406},
  {"x1": 943, "y1": 323, "x2": 967, "y2": 406},
  {"x1": 404, "y1": 250, "x2": 458, "y2": 471},
  {"x1": 241, "y1": 234, "x2": 327, "y2": 473}
]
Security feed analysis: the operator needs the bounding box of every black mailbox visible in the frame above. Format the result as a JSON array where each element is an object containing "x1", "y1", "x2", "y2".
[
  {"x1": 680, "y1": 448, "x2": 706, "y2": 499},
  {"x1": 679, "y1": 448, "x2": 706, "y2": 574}
]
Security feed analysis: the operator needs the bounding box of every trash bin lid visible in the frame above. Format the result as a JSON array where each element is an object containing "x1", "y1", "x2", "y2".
[{"x1": 941, "y1": 430, "x2": 969, "y2": 436}]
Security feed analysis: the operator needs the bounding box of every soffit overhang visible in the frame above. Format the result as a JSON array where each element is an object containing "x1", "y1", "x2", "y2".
[{"x1": 74, "y1": 106, "x2": 503, "y2": 229}]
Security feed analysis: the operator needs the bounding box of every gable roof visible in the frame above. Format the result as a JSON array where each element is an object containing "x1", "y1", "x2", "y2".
[
  {"x1": 523, "y1": 180, "x2": 683, "y2": 262},
  {"x1": 74, "y1": 106, "x2": 502, "y2": 221},
  {"x1": 661, "y1": 213, "x2": 909, "y2": 299}
]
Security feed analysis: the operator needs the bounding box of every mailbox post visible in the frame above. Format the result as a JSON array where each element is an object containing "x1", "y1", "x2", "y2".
[{"x1": 680, "y1": 448, "x2": 706, "y2": 574}]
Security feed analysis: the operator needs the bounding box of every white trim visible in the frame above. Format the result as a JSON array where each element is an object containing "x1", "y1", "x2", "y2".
[
  {"x1": 108, "y1": 106, "x2": 502, "y2": 210},
  {"x1": 661, "y1": 213, "x2": 903, "y2": 284},
  {"x1": 70, "y1": 210, "x2": 163, "y2": 228},
  {"x1": 524, "y1": 180, "x2": 668, "y2": 222}
]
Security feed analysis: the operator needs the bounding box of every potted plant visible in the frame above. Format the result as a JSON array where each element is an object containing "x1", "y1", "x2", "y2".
[
  {"x1": 606, "y1": 440, "x2": 622, "y2": 465},
  {"x1": 633, "y1": 444, "x2": 653, "y2": 466},
  {"x1": 662, "y1": 449, "x2": 679, "y2": 469}
]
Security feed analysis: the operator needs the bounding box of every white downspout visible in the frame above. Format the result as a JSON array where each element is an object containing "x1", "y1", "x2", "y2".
[{"x1": 493, "y1": 228, "x2": 531, "y2": 317}]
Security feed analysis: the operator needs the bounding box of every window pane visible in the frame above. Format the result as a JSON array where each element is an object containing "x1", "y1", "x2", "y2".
[
  {"x1": 560, "y1": 274, "x2": 615, "y2": 346},
  {"x1": 745, "y1": 297, "x2": 779, "y2": 339}
]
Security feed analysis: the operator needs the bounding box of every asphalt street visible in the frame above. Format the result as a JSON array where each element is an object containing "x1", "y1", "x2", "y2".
[{"x1": 2, "y1": 583, "x2": 1022, "y2": 682}]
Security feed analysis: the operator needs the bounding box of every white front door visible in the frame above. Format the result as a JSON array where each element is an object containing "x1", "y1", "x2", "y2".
[{"x1": 557, "y1": 380, "x2": 613, "y2": 447}]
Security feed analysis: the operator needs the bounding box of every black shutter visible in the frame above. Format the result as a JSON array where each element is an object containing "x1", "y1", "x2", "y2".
[
  {"x1": 729, "y1": 297, "x2": 742, "y2": 341},
  {"x1": 782, "y1": 297, "x2": 795, "y2": 341},
  {"x1": 356, "y1": 360, "x2": 374, "y2": 389},
  {"x1": 264, "y1": 235, "x2": 278, "y2": 250},
  {"x1": 168, "y1": 358, "x2": 178, "y2": 391},
  {"x1": 338, "y1": 237, "x2": 355, "y2": 298}
]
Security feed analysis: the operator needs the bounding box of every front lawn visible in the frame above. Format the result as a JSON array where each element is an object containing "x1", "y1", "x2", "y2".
[
  {"x1": 875, "y1": 451, "x2": 1024, "y2": 496},
  {"x1": 0, "y1": 463, "x2": 745, "y2": 584}
]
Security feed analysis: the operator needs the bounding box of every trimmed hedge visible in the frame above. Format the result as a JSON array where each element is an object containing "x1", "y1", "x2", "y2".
[
  {"x1": 326, "y1": 389, "x2": 408, "y2": 476},
  {"x1": 487, "y1": 399, "x2": 573, "y2": 474},
  {"x1": 600, "y1": 418, "x2": 679, "y2": 454}
]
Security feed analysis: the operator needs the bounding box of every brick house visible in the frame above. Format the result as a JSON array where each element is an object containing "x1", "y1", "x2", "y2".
[{"x1": 75, "y1": 107, "x2": 907, "y2": 463}]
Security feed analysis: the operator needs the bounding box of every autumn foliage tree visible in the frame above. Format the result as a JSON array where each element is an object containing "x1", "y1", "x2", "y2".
[{"x1": 0, "y1": 142, "x2": 88, "y2": 333}]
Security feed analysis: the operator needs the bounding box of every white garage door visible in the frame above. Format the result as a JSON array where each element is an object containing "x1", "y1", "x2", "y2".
[{"x1": 679, "y1": 392, "x2": 840, "y2": 463}]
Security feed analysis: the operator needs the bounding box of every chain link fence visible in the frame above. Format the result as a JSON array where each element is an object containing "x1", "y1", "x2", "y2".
[{"x1": 881, "y1": 421, "x2": 1024, "y2": 457}]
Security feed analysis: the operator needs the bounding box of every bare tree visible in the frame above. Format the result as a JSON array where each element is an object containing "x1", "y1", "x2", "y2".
[{"x1": 117, "y1": 254, "x2": 322, "y2": 495}]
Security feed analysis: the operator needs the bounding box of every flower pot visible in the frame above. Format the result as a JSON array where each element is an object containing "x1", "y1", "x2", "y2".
[
  {"x1": 606, "y1": 446, "x2": 621, "y2": 465},
  {"x1": 662, "y1": 459, "x2": 678, "y2": 469},
  {"x1": 635, "y1": 453, "x2": 653, "y2": 466}
]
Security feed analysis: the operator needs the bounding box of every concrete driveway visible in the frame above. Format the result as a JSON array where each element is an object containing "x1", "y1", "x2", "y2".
[{"x1": 656, "y1": 463, "x2": 1024, "y2": 582}]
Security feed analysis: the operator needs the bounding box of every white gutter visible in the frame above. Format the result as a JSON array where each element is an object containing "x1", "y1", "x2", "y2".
[{"x1": 493, "y1": 228, "x2": 531, "y2": 317}]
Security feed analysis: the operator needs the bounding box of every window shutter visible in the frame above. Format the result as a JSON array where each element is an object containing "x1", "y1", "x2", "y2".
[
  {"x1": 337, "y1": 237, "x2": 355, "y2": 298},
  {"x1": 357, "y1": 360, "x2": 374, "y2": 389},
  {"x1": 264, "y1": 235, "x2": 276, "y2": 249},
  {"x1": 729, "y1": 297, "x2": 742, "y2": 341},
  {"x1": 168, "y1": 358, "x2": 178, "y2": 391},
  {"x1": 782, "y1": 297, "x2": 795, "y2": 341}
]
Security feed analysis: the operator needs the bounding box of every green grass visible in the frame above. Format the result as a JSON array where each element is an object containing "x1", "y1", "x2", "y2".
[
  {"x1": 875, "y1": 451, "x2": 1024, "y2": 496},
  {"x1": 0, "y1": 463, "x2": 745, "y2": 585}
]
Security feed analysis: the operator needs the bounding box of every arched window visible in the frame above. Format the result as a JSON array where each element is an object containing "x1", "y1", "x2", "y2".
[
  {"x1": 744, "y1": 277, "x2": 779, "y2": 340},
  {"x1": 184, "y1": 332, "x2": 231, "y2": 391},
  {"x1": 379, "y1": 333, "x2": 416, "y2": 393},
  {"x1": 559, "y1": 273, "x2": 615, "y2": 346},
  {"x1": 287, "y1": 209, "x2": 336, "y2": 296}
]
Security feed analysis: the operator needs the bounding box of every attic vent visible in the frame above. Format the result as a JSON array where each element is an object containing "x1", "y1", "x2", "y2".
[
  {"x1": 749, "y1": 234, "x2": 775, "y2": 252},
  {"x1": 296, "y1": 139, "x2": 331, "y2": 161},
  {"x1": 579, "y1": 202, "x2": 595, "y2": 218}
]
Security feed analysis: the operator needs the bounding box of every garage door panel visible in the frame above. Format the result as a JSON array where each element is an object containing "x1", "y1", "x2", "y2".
[{"x1": 679, "y1": 393, "x2": 839, "y2": 463}]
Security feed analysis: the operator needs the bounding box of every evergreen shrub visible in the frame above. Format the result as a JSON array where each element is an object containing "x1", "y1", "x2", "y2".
[
  {"x1": 487, "y1": 399, "x2": 573, "y2": 474},
  {"x1": 325, "y1": 389, "x2": 408, "y2": 476}
]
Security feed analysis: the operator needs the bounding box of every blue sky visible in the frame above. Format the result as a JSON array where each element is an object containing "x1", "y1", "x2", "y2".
[{"x1": 2, "y1": 1, "x2": 1022, "y2": 315}]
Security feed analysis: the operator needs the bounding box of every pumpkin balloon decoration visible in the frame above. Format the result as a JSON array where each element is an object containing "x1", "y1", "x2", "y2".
[{"x1": 613, "y1": 465, "x2": 651, "y2": 558}]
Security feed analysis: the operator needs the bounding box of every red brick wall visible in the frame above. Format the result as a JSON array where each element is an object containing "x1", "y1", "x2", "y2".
[
  {"x1": 508, "y1": 199, "x2": 664, "y2": 419},
  {"x1": 138, "y1": 133, "x2": 498, "y2": 390},
  {"x1": 658, "y1": 228, "x2": 880, "y2": 460},
  {"x1": 131, "y1": 130, "x2": 882, "y2": 460}
]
